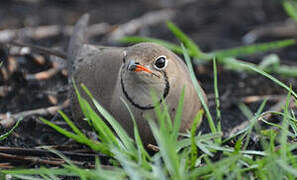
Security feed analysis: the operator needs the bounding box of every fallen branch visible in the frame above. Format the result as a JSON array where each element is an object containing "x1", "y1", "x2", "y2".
[
  {"x1": 147, "y1": 144, "x2": 159, "y2": 152},
  {"x1": 0, "y1": 146, "x2": 110, "y2": 169},
  {"x1": 242, "y1": 19, "x2": 297, "y2": 44},
  {"x1": 24, "y1": 55, "x2": 66, "y2": 81},
  {"x1": 7, "y1": 41, "x2": 67, "y2": 59},
  {"x1": 0, "y1": 99, "x2": 70, "y2": 128},
  {"x1": 0, "y1": 25, "x2": 72, "y2": 43},
  {"x1": 0, "y1": 23, "x2": 110, "y2": 44},
  {"x1": 0, "y1": 66, "x2": 9, "y2": 81},
  {"x1": 0, "y1": 85, "x2": 12, "y2": 97},
  {"x1": 241, "y1": 94, "x2": 288, "y2": 104},
  {"x1": 0, "y1": 152, "x2": 65, "y2": 166},
  {"x1": 107, "y1": 9, "x2": 175, "y2": 42},
  {"x1": 25, "y1": 64, "x2": 64, "y2": 81},
  {"x1": 0, "y1": 162, "x2": 14, "y2": 169},
  {"x1": 226, "y1": 95, "x2": 295, "y2": 137}
]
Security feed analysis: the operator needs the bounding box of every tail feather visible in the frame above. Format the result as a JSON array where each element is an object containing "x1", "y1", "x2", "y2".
[{"x1": 67, "y1": 13, "x2": 90, "y2": 77}]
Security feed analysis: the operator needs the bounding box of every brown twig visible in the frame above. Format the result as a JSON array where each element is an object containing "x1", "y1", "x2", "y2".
[
  {"x1": 107, "y1": 9, "x2": 175, "y2": 42},
  {"x1": 0, "y1": 99, "x2": 70, "y2": 128},
  {"x1": 25, "y1": 65, "x2": 64, "y2": 81},
  {"x1": 31, "y1": 54, "x2": 46, "y2": 65},
  {"x1": 0, "y1": 162, "x2": 14, "y2": 169},
  {"x1": 7, "y1": 41, "x2": 67, "y2": 59},
  {"x1": 2, "y1": 10, "x2": 174, "y2": 59},
  {"x1": 226, "y1": 95, "x2": 295, "y2": 137},
  {"x1": 47, "y1": 95, "x2": 58, "y2": 105},
  {"x1": 241, "y1": 94, "x2": 287, "y2": 104},
  {"x1": 140, "y1": 0, "x2": 196, "y2": 8},
  {"x1": 8, "y1": 46, "x2": 31, "y2": 56},
  {"x1": 0, "y1": 56, "x2": 18, "y2": 82},
  {"x1": 7, "y1": 56, "x2": 18, "y2": 74},
  {"x1": 242, "y1": 19, "x2": 297, "y2": 44},
  {"x1": 0, "y1": 146, "x2": 111, "y2": 169},
  {"x1": 0, "y1": 152, "x2": 65, "y2": 166},
  {"x1": 147, "y1": 144, "x2": 159, "y2": 152},
  {"x1": 0, "y1": 85, "x2": 12, "y2": 97},
  {"x1": 0, "y1": 23, "x2": 111, "y2": 44},
  {"x1": 0, "y1": 66, "x2": 9, "y2": 81},
  {"x1": 25, "y1": 54, "x2": 66, "y2": 81},
  {"x1": 87, "y1": 23, "x2": 112, "y2": 37},
  {"x1": 0, "y1": 25, "x2": 73, "y2": 43}
]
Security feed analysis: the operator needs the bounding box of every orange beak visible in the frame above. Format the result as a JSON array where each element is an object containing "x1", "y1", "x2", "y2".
[{"x1": 134, "y1": 65, "x2": 152, "y2": 74}]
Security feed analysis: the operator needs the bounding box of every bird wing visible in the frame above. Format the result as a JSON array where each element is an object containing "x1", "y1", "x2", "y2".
[{"x1": 67, "y1": 13, "x2": 90, "y2": 79}]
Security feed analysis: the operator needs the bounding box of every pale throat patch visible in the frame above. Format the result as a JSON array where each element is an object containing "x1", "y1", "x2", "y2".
[{"x1": 121, "y1": 70, "x2": 170, "y2": 110}]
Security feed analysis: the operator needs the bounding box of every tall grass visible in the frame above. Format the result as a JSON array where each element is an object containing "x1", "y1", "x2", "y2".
[{"x1": 3, "y1": 44, "x2": 297, "y2": 179}]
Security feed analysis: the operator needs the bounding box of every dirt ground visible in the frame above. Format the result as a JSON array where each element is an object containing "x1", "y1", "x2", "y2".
[{"x1": 0, "y1": 0, "x2": 296, "y2": 167}]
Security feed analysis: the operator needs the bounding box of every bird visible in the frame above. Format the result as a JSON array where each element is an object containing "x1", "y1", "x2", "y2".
[{"x1": 68, "y1": 14, "x2": 207, "y2": 145}]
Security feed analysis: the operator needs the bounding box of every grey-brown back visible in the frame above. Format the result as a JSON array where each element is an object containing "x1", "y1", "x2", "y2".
[{"x1": 67, "y1": 13, "x2": 90, "y2": 80}]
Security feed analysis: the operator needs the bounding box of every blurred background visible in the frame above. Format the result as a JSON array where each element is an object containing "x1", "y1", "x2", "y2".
[{"x1": 1, "y1": 0, "x2": 295, "y2": 51}]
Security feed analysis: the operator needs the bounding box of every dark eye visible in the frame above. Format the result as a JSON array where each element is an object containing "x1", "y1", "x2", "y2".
[{"x1": 154, "y1": 56, "x2": 167, "y2": 69}]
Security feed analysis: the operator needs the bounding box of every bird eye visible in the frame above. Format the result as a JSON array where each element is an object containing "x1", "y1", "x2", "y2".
[{"x1": 154, "y1": 56, "x2": 167, "y2": 70}]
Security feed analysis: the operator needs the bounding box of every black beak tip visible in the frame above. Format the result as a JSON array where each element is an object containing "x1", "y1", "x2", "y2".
[{"x1": 127, "y1": 60, "x2": 140, "y2": 71}]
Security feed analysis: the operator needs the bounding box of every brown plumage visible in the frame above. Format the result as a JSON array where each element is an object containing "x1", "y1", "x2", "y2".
[{"x1": 68, "y1": 14, "x2": 207, "y2": 145}]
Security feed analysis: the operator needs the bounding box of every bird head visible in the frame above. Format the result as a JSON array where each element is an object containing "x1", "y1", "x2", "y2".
[{"x1": 120, "y1": 43, "x2": 175, "y2": 109}]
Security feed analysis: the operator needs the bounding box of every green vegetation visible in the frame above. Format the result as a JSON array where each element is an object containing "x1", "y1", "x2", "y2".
[
  {"x1": 0, "y1": 118, "x2": 22, "y2": 141},
  {"x1": 1, "y1": 1, "x2": 297, "y2": 179},
  {"x1": 2, "y1": 46, "x2": 297, "y2": 179}
]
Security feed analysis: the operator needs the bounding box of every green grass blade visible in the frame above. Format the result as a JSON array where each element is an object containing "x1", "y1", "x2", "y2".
[
  {"x1": 177, "y1": 132, "x2": 222, "y2": 151},
  {"x1": 151, "y1": 156, "x2": 167, "y2": 180},
  {"x1": 78, "y1": 97, "x2": 121, "y2": 147},
  {"x1": 120, "y1": 97, "x2": 151, "y2": 166},
  {"x1": 2, "y1": 168, "x2": 75, "y2": 177},
  {"x1": 241, "y1": 100, "x2": 267, "y2": 150},
  {"x1": 238, "y1": 103, "x2": 254, "y2": 120},
  {"x1": 148, "y1": 119, "x2": 182, "y2": 180},
  {"x1": 213, "y1": 39, "x2": 296, "y2": 59},
  {"x1": 81, "y1": 84, "x2": 136, "y2": 152},
  {"x1": 167, "y1": 21, "x2": 211, "y2": 59},
  {"x1": 213, "y1": 57, "x2": 222, "y2": 136},
  {"x1": 190, "y1": 110, "x2": 204, "y2": 168},
  {"x1": 40, "y1": 117, "x2": 110, "y2": 155},
  {"x1": 172, "y1": 87, "x2": 185, "y2": 141},
  {"x1": 68, "y1": 84, "x2": 121, "y2": 148},
  {"x1": 149, "y1": 90, "x2": 168, "y2": 135},
  {"x1": 289, "y1": 109, "x2": 297, "y2": 135},
  {"x1": 8, "y1": 175, "x2": 45, "y2": 180},
  {"x1": 58, "y1": 110, "x2": 85, "y2": 138},
  {"x1": 239, "y1": 62, "x2": 297, "y2": 99},
  {"x1": 160, "y1": 95, "x2": 173, "y2": 133},
  {"x1": 277, "y1": 159, "x2": 297, "y2": 177},
  {"x1": 189, "y1": 155, "x2": 240, "y2": 178},
  {"x1": 72, "y1": 79, "x2": 92, "y2": 126},
  {"x1": 112, "y1": 148, "x2": 145, "y2": 180},
  {"x1": 0, "y1": 118, "x2": 22, "y2": 141},
  {"x1": 283, "y1": 0, "x2": 297, "y2": 22},
  {"x1": 40, "y1": 117, "x2": 82, "y2": 141},
  {"x1": 280, "y1": 91, "x2": 291, "y2": 160},
  {"x1": 181, "y1": 44, "x2": 217, "y2": 135}
]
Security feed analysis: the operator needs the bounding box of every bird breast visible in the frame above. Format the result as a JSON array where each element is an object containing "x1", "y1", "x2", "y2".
[{"x1": 121, "y1": 72, "x2": 167, "y2": 109}]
